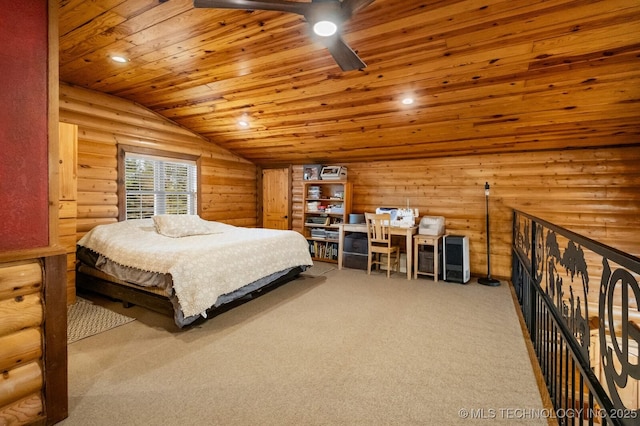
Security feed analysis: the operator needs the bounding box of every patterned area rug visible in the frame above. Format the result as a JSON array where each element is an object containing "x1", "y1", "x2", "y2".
[{"x1": 67, "y1": 298, "x2": 135, "y2": 344}]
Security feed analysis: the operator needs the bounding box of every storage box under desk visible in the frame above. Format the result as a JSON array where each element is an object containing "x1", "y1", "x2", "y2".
[
  {"x1": 343, "y1": 253, "x2": 368, "y2": 270},
  {"x1": 342, "y1": 232, "x2": 368, "y2": 270},
  {"x1": 344, "y1": 232, "x2": 368, "y2": 254}
]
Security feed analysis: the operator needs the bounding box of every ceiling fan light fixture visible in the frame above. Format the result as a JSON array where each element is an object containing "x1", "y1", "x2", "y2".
[{"x1": 313, "y1": 20, "x2": 338, "y2": 37}]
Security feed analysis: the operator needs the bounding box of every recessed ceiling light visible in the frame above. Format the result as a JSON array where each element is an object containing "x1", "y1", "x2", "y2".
[
  {"x1": 402, "y1": 97, "x2": 415, "y2": 105},
  {"x1": 238, "y1": 120, "x2": 249, "y2": 128},
  {"x1": 313, "y1": 21, "x2": 338, "y2": 37},
  {"x1": 111, "y1": 55, "x2": 129, "y2": 63}
]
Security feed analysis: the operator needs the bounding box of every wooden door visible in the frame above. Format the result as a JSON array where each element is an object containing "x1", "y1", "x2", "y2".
[
  {"x1": 262, "y1": 168, "x2": 290, "y2": 230},
  {"x1": 58, "y1": 122, "x2": 78, "y2": 304}
]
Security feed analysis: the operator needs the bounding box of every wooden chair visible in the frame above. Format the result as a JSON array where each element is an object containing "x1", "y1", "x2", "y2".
[{"x1": 365, "y1": 212, "x2": 400, "y2": 277}]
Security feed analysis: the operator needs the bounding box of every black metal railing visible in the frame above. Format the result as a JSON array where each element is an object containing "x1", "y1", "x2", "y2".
[{"x1": 512, "y1": 210, "x2": 640, "y2": 425}]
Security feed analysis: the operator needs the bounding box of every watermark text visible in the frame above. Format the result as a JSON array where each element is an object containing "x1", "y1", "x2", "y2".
[{"x1": 457, "y1": 407, "x2": 638, "y2": 421}]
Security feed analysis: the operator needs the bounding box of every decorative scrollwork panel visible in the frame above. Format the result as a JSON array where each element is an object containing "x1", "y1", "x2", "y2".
[
  {"x1": 599, "y1": 259, "x2": 640, "y2": 417},
  {"x1": 512, "y1": 210, "x2": 640, "y2": 422}
]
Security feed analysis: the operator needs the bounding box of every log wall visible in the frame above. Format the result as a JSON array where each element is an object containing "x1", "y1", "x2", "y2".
[
  {"x1": 292, "y1": 146, "x2": 640, "y2": 279},
  {"x1": 59, "y1": 82, "x2": 259, "y2": 298},
  {"x1": 59, "y1": 83, "x2": 639, "y2": 284},
  {"x1": 0, "y1": 252, "x2": 67, "y2": 425}
]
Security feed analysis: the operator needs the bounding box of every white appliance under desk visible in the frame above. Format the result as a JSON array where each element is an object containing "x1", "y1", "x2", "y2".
[{"x1": 338, "y1": 223, "x2": 417, "y2": 280}]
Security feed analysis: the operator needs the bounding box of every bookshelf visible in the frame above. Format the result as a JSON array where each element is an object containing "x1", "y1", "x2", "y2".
[{"x1": 302, "y1": 180, "x2": 352, "y2": 262}]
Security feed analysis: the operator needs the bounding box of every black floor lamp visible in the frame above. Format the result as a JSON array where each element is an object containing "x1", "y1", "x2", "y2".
[{"x1": 478, "y1": 182, "x2": 501, "y2": 287}]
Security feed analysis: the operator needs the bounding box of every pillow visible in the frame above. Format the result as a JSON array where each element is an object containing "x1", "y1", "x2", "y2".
[{"x1": 153, "y1": 214, "x2": 218, "y2": 238}]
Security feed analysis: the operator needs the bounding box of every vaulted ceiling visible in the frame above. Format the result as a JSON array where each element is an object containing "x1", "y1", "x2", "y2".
[{"x1": 58, "y1": 0, "x2": 640, "y2": 166}]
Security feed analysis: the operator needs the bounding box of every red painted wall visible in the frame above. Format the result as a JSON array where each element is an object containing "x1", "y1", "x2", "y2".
[{"x1": 0, "y1": 1, "x2": 49, "y2": 251}]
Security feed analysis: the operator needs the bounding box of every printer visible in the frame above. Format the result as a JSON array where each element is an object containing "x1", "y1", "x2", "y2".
[
  {"x1": 320, "y1": 165, "x2": 347, "y2": 180},
  {"x1": 419, "y1": 216, "x2": 445, "y2": 236}
]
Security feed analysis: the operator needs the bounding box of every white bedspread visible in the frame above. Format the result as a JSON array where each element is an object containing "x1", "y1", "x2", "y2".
[{"x1": 77, "y1": 219, "x2": 313, "y2": 318}]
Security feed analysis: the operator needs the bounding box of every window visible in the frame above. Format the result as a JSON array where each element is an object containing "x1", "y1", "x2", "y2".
[{"x1": 118, "y1": 146, "x2": 199, "y2": 220}]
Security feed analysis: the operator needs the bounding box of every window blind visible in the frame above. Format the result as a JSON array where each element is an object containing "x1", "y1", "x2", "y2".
[{"x1": 124, "y1": 153, "x2": 197, "y2": 219}]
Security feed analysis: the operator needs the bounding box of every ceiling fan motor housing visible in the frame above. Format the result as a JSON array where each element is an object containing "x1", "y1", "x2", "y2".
[{"x1": 306, "y1": 1, "x2": 344, "y2": 31}]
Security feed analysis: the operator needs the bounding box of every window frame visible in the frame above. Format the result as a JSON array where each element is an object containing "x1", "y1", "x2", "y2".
[{"x1": 117, "y1": 145, "x2": 201, "y2": 221}]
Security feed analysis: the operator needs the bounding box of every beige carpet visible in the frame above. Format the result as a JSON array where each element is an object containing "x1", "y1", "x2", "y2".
[
  {"x1": 61, "y1": 269, "x2": 547, "y2": 425},
  {"x1": 301, "y1": 260, "x2": 337, "y2": 276},
  {"x1": 67, "y1": 297, "x2": 135, "y2": 344}
]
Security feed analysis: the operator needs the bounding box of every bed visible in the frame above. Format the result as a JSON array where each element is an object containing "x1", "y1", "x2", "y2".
[{"x1": 76, "y1": 215, "x2": 313, "y2": 327}]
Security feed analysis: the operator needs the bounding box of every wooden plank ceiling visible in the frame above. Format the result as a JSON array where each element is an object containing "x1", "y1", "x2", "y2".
[{"x1": 58, "y1": 0, "x2": 640, "y2": 166}]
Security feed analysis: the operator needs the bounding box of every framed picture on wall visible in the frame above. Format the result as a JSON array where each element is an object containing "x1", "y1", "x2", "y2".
[{"x1": 303, "y1": 164, "x2": 323, "y2": 180}]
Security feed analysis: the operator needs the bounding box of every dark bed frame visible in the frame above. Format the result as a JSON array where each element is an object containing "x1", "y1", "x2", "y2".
[{"x1": 76, "y1": 265, "x2": 305, "y2": 325}]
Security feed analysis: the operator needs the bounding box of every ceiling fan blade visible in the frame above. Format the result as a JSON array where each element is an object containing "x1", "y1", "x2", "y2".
[
  {"x1": 194, "y1": 0, "x2": 367, "y2": 71},
  {"x1": 322, "y1": 35, "x2": 365, "y2": 71},
  {"x1": 193, "y1": 0, "x2": 308, "y2": 15},
  {"x1": 341, "y1": 0, "x2": 375, "y2": 17}
]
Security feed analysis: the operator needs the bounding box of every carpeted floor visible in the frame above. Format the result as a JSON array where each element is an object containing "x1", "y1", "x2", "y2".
[
  {"x1": 67, "y1": 297, "x2": 136, "y2": 344},
  {"x1": 301, "y1": 260, "x2": 337, "y2": 276},
  {"x1": 61, "y1": 269, "x2": 548, "y2": 425}
]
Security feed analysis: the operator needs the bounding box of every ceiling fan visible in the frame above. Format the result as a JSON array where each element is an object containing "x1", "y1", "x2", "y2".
[{"x1": 192, "y1": 0, "x2": 375, "y2": 71}]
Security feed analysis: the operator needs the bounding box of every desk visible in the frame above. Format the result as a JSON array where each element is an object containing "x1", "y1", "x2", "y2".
[
  {"x1": 338, "y1": 224, "x2": 417, "y2": 280},
  {"x1": 413, "y1": 234, "x2": 444, "y2": 282}
]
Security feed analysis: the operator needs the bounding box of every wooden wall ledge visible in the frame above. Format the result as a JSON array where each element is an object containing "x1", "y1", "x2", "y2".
[{"x1": 0, "y1": 246, "x2": 67, "y2": 264}]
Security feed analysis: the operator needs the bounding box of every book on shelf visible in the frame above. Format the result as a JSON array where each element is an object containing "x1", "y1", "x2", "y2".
[{"x1": 307, "y1": 240, "x2": 338, "y2": 260}]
